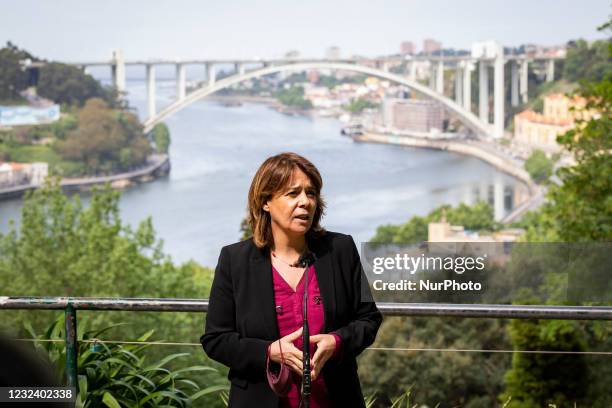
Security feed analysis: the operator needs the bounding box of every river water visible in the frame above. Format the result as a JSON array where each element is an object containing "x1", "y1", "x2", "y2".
[{"x1": 0, "y1": 76, "x2": 527, "y2": 267}]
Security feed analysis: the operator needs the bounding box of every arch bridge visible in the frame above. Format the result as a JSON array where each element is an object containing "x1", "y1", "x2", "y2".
[{"x1": 71, "y1": 48, "x2": 563, "y2": 138}]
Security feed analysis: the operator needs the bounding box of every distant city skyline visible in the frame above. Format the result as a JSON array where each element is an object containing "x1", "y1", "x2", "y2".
[{"x1": 1, "y1": 0, "x2": 610, "y2": 61}]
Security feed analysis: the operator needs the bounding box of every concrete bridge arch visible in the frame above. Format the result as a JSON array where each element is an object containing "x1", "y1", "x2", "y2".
[{"x1": 143, "y1": 62, "x2": 492, "y2": 137}]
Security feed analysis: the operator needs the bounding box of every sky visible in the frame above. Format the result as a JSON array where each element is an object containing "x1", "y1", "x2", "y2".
[{"x1": 1, "y1": 0, "x2": 610, "y2": 62}]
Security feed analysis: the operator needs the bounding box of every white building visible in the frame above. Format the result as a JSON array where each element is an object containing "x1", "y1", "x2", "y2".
[{"x1": 0, "y1": 161, "x2": 48, "y2": 187}]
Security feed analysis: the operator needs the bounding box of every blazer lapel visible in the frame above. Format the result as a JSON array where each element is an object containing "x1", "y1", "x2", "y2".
[
  {"x1": 310, "y1": 236, "x2": 336, "y2": 333},
  {"x1": 251, "y1": 246, "x2": 280, "y2": 340}
]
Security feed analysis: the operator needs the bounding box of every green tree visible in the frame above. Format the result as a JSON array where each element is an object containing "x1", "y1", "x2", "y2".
[
  {"x1": 0, "y1": 42, "x2": 35, "y2": 101},
  {"x1": 55, "y1": 98, "x2": 151, "y2": 175},
  {"x1": 152, "y1": 123, "x2": 171, "y2": 154},
  {"x1": 546, "y1": 78, "x2": 612, "y2": 242},
  {"x1": 502, "y1": 18, "x2": 612, "y2": 407},
  {"x1": 239, "y1": 215, "x2": 252, "y2": 241},
  {"x1": 524, "y1": 150, "x2": 554, "y2": 184},
  {"x1": 501, "y1": 319, "x2": 589, "y2": 408},
  {"x1": 344, "y1": 98, "x2": 379, "y2": 114},
  {"x1": 364, "y1": 202, "x2": 505, "y2": 407},
  {"x1": 0, "y1": 181, "x2": 226, "y2": 406},
  {"x1": 276, "y1": 86, "x2": 312, "y2": 109},
  {"x1": 0, "y1": 181, "x2": 213, "y2": 340},
  {"x1": 359, "y1": 316, "x2": 510, "y2": 407},
  {"x1": 371, "y1": 201, "x2": 498, "y2": 244},
  {"x1": 563, "y1": 39, "x2": 612, "y2": 83},
  {"x1": 37, "y1": 62, "x2": 118, "y2": 107}
]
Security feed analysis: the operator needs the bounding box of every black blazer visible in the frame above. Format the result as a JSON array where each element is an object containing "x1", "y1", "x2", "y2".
[{"x1": 200, "y1": 231, "x2": 382, "y2": 408}]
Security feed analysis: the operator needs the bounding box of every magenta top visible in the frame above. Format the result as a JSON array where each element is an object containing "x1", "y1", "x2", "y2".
[{"x1": 269, "y1": 265, "x2": 341, "y2": 408}]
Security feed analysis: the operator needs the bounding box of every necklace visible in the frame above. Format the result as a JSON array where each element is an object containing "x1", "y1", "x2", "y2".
[{"x1": 271, "y1": 250, "x2": 305, "y2": 268}]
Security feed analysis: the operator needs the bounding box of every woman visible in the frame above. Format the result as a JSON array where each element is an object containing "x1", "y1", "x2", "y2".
[{"x1": 201, "y1": 152, "x2": 382, "y2": 407}]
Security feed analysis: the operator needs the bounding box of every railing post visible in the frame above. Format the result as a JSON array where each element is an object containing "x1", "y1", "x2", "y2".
[{"x1": 64, "y1": 303, "x2": 78, "y2": 388}]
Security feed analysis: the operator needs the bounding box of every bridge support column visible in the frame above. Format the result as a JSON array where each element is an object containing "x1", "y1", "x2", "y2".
[
  {"x1": 176, "y1": 63, "x2": 186, "y2": 101},
  {"x1": 429, "y1": 63, "x2": 436, "y2": 89},
  {"x1": 436, "y1": 61, "x2": 444, "y2": 95},
  {"x1": 454, "y1": 64, "x2": 463, "y2": 105},
  {"x1": 409, "y1": 61, "x2": 417, "y2": 82},
  {"x1": 236, "y1": 63, "x2": 245, "y2": 76},
  {"x1": 478, "y1": 61, "x2": 489, "y2": 123},
  {"x1": 111, "y1": 49, "x2": 125, "y2": 94},
  {"x1": 146, "y1": 64, "x2": 156, "y2": 119},
  {"x1": 493, "y1": 43, "x2": 505, "y2": 139},
  {"x1": 546, "y1": 59, "x2": 555, "y2": 82},
  {"x1": 381, "y1": 61, "x2": 390, "y2": 72},
  {"x1": 520, "y1": 60, "x2": 529, "y2": 104},
  {"x1": 510, "y1": 61, "x2": 519, "y2": 107},
  {"x1": 206, "y1": 63, "x2": 216, "y2": 86},
  {"x1": 463, "y1": 61, "x2": 472, "y2": 112},
  {"x1": 494, "y1": 176, "x2": 505, "y2": 221}
]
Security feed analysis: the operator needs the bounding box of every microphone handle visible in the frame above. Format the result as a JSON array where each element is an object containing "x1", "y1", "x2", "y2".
[
  {"x1": 302, "y1": 319, "x2": 310, "y2": 407},
  {"x1": 302, "y1": 264, "x2": 311, "y2": 408}
]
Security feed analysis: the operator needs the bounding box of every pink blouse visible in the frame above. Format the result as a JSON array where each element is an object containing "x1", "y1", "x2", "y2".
[{"x1": 269, "y1": 265, "x2": 341, "y2": 408}]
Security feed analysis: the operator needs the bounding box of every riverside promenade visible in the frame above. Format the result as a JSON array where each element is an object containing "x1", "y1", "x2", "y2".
[
  {"x1": 354, "y1": 132, "x2": 544, "y2": 224},
  {"x1": 0, "y1": 154, "x2": 170, "y2": 201}
]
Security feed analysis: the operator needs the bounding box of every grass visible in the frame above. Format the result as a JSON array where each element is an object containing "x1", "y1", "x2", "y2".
[
  {"x1": 0, "y1": 97, "x2": 28, "y2": 106},
  {"x1": 0, "y1": 143, "x2": 87, "y2": 177},
  {"x1": 2, "y1": 144, "x2": 62, "y2": 164}
]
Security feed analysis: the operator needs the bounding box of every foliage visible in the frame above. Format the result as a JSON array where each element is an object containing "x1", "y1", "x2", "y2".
[
  {"x1": 275, "y1": 86, "x2": 312, "y2": 109},
  {"x1": 151, "y1": 123, "x2": 171, "y2": 154},
  {"x1": 37, "y1": 62, "x2": 118, "y2": 108},
  {"x1": 500, "y1": 319, "x2": 589, "y2": 408},
  {"x1": 0, "y1": 99, "x2": 151, "y2": 176},
  {"x1": 0, "y1": 114, "x2": 80, "y2": 173},
  {"x1": 239, "y1": 215, "x2": 252, "y2": 241},
  {"x1": 0, "y1": 42, "x2": 117, "y2": 107},
  {"x1": 0, "y1": 42, "x2": 35, "y2": 100},
  {"x1": 371, "y1": 201, "x2": 498, "y2": 244},
  {"x1": 0, "y1": 181, "x2": 214, "y2": 340},
  {"x1": 344, "y1": 98, "x2": 379, "y2": 114},
  {"x1": 0, "y1": 44, "x2": 152, "y2": 176},
  {"x1": 359, "y1": 316, "x2": 509, "y2": 407},
  {"x1": 531, "y1": 97, "x2": 543, "y2": 113},
  {"x1": 0, "y1": 143, "x2": 62, "y2": 164},
  {"x1": 563, "y1": 39, "x2": 612, "y2": 83},
  {"x1": 55, "y1": 98, "x2": 151, "y2": 175},
  {"x1": 502, "y1": 19, "x2": 612, "y2": 406},
  {"x1": 524, "y1": 150, "x2": 554, "y2": 184},
  {"x1": 365, "y1": 201, "x2": 504, "y2": 406},
  {"x1": 545, "y1": 73, "x2": 612, "y2": 242},
  {"x1": 26, "y1": 316, "x2": 228, "y2": 407}
]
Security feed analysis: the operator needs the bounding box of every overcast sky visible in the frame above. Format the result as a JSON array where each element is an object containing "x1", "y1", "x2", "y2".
[{"x1": 1, "y1": 0, "x2": 610, "y2": 62}]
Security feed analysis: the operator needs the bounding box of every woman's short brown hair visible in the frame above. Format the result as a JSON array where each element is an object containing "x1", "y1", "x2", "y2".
[{"x1": 247, "y1": 152, "x2": 326, "y2": 248}]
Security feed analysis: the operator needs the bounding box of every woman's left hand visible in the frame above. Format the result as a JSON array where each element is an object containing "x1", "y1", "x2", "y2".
[{"x1": 308, "y1": 334, "x2": 337, "y2": 381}]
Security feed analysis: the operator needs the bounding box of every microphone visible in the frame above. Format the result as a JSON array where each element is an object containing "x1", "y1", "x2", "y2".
[
  {"x1": 298, "y1": 251, "x2": 315, "y2": 408},
  {"x1": 297, "y1": 252, "x2": 316, "y2": 268}
]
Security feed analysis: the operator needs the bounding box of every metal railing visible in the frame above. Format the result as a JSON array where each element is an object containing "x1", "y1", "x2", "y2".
[{"x1": 2, "y1": 296, "x2": 611, "y2": 388}]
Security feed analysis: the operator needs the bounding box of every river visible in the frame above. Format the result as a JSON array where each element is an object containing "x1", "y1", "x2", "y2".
[{"x1": 0, "y1": 76, "x2": 528, "y2": 267}]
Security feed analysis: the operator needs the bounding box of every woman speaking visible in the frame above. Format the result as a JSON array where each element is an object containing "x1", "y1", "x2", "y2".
[{"x1": 201, "y1": 152, "x2": 382, "y2": 407}]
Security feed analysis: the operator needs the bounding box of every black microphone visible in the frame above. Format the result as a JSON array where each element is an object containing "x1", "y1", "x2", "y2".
[
  {"x1": 297, "y1": 252, "x2": 316, "y2": 268},
  {"x1": 298, "y1": 251, "x2": 315, "y2": 408}
]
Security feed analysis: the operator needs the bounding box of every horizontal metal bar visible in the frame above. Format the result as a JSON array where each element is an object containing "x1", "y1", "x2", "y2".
[
  {"x1": 0, "y1": 297, "x2": 208, "y2": 312},
  {"x1": 378, "y1": 302, "x2": 612, "y2": 320},
  {"x1": 1, "y1": 297, "x2": 611, "y2": 320}
]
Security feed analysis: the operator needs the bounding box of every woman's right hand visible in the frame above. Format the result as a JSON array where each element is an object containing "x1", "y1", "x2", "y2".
[{"x1": 268, "y1": 327, "x2": 304, "y2": 375}]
